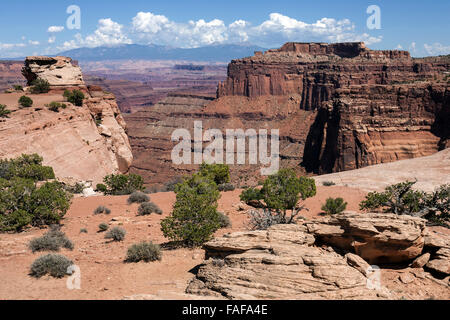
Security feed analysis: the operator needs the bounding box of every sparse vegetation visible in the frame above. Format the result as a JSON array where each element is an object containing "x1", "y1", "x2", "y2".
[
  {"x1": 199, "y1": 163, "x2": 230, "y2": 185},
  {"x1": 80, "y1": 228, "x2": 88, "y2": 234},
  {"x1": 323, "y1": 181, "x2": 336, "y2": 186},
  {"x1": 128, "y1": 191, "x2": 150, "y2": 204},
  {"x1": 218, "y1": 183, "x2": 236, "y2": 192},
  {"x1": 0, "y1": 155, "x2": 71, "y2": 232},
  {"x1": 93, "y1": 206, "x2": 111, "y2": 215},
  {"x1": 64, "y1": 182, "x2": 84, "y2": 194},
  {"x1": 46, "y1": 102, "x2": 67, "y2": 113},
  {"x1": 125, "y1": 241, "x2": 162, "y2": 263},
  {"x1": 105, "y1": 227, "x2": 126, "y2": 242},
  {"x1": 321, "y1": 197, "x2": 348, "y2": 215},
  {"x1": 95, "y1": 183, "x2": 107, "y2": 193},
  {"x1": 360, "y1": 181, "x2": 449, "y2": 225},
  {"x1": 0, "y1": 104, "x2": 12, "y2": 118},
  {"x1": 18, "y1": 95, "x2": 33, "y2": 108},
  {"x1": 217, "y1": 212, "x2": 232, "y2": 228},
  {"x1": 30, "y1": 79, "x2": 50, "y2": 94},
  {"x1": 13, "y1": 85, "x2": 23, "y2": 91},
  {"x1": 28, "y1": 227, "x2": 74, "y2": 253},
  {"x1": 64, "y1": 89, "x2": 85, "y2": 106},
  {"x1": 29, "y1": 254, "x2": 73, "y2": 278},
  {"x1": 164, "y1": 177, "x2": 185, "y2": 192},
  {"x1": 241, "y1": 169, "x2": 316, "y2": 226},
  {"x1": 98, "y1": 223, "x2": 109, "y2": 232},
  {"x1": 161, "y1": 173, "x2": 222, "y2": 247},
  {"x1": 138, "y1": 202, "x2": 162, "y2": 215},
  {"x1": 103, "y1": 173, "x2": 144, "y2": 195},
  {"x1": 248, "y1": 209, "x2": 284, "y2": 230}
]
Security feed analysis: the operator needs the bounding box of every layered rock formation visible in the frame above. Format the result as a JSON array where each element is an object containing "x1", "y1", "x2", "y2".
[
  {"x1": 218, "y1": 42, "x2": 450, "y2": 174},
  {"x1": 187, "y1": 213, "x2": 450, "y2": 299},
  {"x1": 0, "y1": 56, "x2": 133, "y2": 184}
]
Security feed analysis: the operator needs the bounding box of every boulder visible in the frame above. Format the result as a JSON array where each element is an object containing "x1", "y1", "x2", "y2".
[
  {"x1": 411, "y1": 253, "x2": 431, "y2": 268},
  {"x1": 426, "y1": 248, "x2": 450, "y2": 276},
  {"x1": 306, "y1": 212, "x2": 427, "y2": 264},
  {"x1": 22, "y1": 56, "x2": 84, "y2": 86}
]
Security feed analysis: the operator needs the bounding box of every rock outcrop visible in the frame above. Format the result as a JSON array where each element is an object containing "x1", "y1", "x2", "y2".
[
  {"x1": 306, "y1": 212, "x2": 426, "y2": 264},
  {"x1": 0, "y1": 56, "x2": 133, "y2": 184},
  {"x1": 22, "y1": 56, "x2": 84, "y2": 86},
  {"x1": 218, "y1": 42, "x2": 450, "y2": 174},
  {"x1": 186, "y1": 224, "x2": 383, "y2": 300},
  {"x1": 187, "y1": 213, "x2": 449, "y2": 300}
]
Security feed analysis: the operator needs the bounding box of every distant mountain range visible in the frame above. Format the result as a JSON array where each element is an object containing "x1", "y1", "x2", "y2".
[{"x1": 57, "y1": 44, "x2": 267, "y2": 62}]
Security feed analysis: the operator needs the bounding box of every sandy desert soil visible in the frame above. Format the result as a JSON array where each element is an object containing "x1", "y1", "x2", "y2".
[{"x1": 0, "y1": 186, "x2": 448, "y2": 300}]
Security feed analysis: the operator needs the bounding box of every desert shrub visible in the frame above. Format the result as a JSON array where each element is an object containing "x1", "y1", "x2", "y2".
[
  {"x1": 64, "y1": 182, "x2": 84, "y2": 194},
  {"x1": 80, "y1": 228, "x2": 88, "y2": 234},
  {"x1": 160, "y1": 173, "x2": 222, "y2": 247},
  {"x1": 128, "y1": 191, "x2": 150, "y2": 204},
  {"x1": 199, "y1": 163, "x2": 230, "y2": 185},
  {"x1": 0, "y1": 154, "x2": 55, "y2": 181},
  {"x1": 30, "y1": 79, "x2": 50, "y2": 94},
  {"x1": 98, "y1": 223, "x2": 109, "y2": 232},
  {"x1": 240, "y1": 187, "x2": 264, "y2": 205},
  {"x1": 29, "y1": 227, "x2": 74, "y2": 253},
  {"x1": 13, "y1": 85, "x2": 23, "y2": 91},
  {"x1": 248, "y1": 209, "x2": 285, "y2": 230},
  {"x1": 218, "y1": 183, "x2": 235, "y2": 192},
  {"x1": 105, "y1": 227, "x2": 126, "y2": 242},
  {"x1": 360, "y1": 181, "x2": 449, "y2": 225},
  {"x1": 242, "y1": 169, "x2": 316, "y2": 225},
  {"x1": 29, "y1": 254, "x2": 73, "y2": 278},
  {"x1": 164, "y1": 177, "x2": 185, "y2": 192},
  {"x1": 95, "y1": 183, "x2": 107, "y2": 193},
  {"x1": 103, "y1": 173, "x2": 144, "y2": 195},
  {"x1": 18, "y1": 95, "x2": 33, "y2": 108},
  {"x1": 46, "y1": 102, "x2": 67, "y2": 113},
  {"x1": 64, "y1": 89, "x2": 85, "y2": 107},
  {"x1": 138, "y1": 202, "x2": 162, "y2": 215},
  {"x1": 323, "y1": 181, "x2": 336, "y2": 187},
  {"x1": 321, "y1": 197, "x2": 348, "y2": 215},
  {"x1": 125, "y1": 241, "x2": 162, "y2": 263},
  {"x1": 0, "y1": 104, "x2": 11, "y2": 118},
  {"x1": 93, "y1": 206, "x2": 111, "y2": 215},
  {"x1": 217, "y1": 212, "x2": 232, "y2": 228}
]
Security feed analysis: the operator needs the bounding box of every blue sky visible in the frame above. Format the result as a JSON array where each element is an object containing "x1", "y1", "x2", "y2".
[{"x1": 0, "y1": 0, "x2": 449, "y2": 58}]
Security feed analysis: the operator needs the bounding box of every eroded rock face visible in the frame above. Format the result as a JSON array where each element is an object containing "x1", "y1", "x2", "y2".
[
  {"x1": 306, "y1": 212, "x2": 427, "y2": 264},
  {"x1": 0, "y1": 57, "x2": 133, "y2": 184},
  {"x1": 218, "y1": 42, "x2": 450, "y2": 174},
  {"x1": 22, "y1": 56, "x2": 84, "y2": 86},
  {"x1": 186, "y1": 224, "x2": 382, "y2": 300}
]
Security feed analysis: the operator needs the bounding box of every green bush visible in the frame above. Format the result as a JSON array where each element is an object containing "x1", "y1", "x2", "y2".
[
  {"x1": 19, "y1": 95, "x2": 33, "y2": 108},
  {"x1": 0, "y1": 154, "x2": 55, "y2": 181},
  {"x1": 199, "y1": 163, "x2": 230, "y2": 185},
  {"x1": 13, "y1": 85, "x2": 23, "y2": 91},
  {"x1": 29, "y1": 254, "x2": 73, "y2": 278},
  {"x1": 360, "y1": 181, "x2": 449, "y2": 224},
  {"x1": 161, "y1": 173, "x2": 221, "y2": 247},
  {"x1": 138, "y1": 202, "x2": 162, "y2": 215},
  {"x1": 64, "y1": 89, "x2": 85, "y2": 107},
  {"x1": 30, "y1": 79, "x2": 50, "y2": 94},
  {"x1": 321, "y1": 198, "x2": 348, "y2": 215},
  {"x1": 98, "y1": 223, "x2": 109, "y2": 232},
  {"x1": 0, "y1": 177, "x2": 71, "y2": 232},
  {"x1": 93, "y1": 206, "x2": 111, "y2": 215},
  {"x1": 241, "y1": 169, "x2": 316, "y2": 225},
  {"x1": 28, "y1": 227, "x2": 74, "y2": 253},
  {"x1": 125, "y1": 241, "x2": 162, "y2": 263},
  {"x1": 323, "y1": 181, "x2": 336, "y2": 187},
  {"x1": 103, "y1": 173, "x2": 144, "y2": 195},
  {"x1": 0, "y1": 104, "x2": 11, "y2": 118},
  {"x1": 46, "y1": 102, "x2": 67, "y2": 113},
  {"x1": 164, "y1": 177, "x2": 185, "y2": 192},
  {"x1": 217, "y1": 212, "x2": 232, "y2": 228},
  {"x1": 105, "y1": 227, "x2": 126, "y2": 242},
  {"x1": 80, "y1": 228, "x2": 88, "y2": 234},
  {"x1": 127, "y1": 191, "x2": 150, "y2": 204},
  {"x1": 218, "y1": 183, "x2": 236, "y2": 192},
  {"x1": 96, "y1": 184, "x2": 107, "y2": 193}
]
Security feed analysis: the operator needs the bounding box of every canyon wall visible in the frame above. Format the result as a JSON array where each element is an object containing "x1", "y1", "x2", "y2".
[
  {"x1": 0, "y1": 56, "x2": 133, "y2": 184},
  {"x1": 218, "y1": 42, "x2": 450, "y2": 173}
]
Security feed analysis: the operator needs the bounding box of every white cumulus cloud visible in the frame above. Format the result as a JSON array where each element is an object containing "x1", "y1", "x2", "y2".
[
  {"x1": 424, "y1": 42, "x2": 450, "y2": 56},
  {"x1": 48, "y1": 26, "x2": 65, "y2": 33}
]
